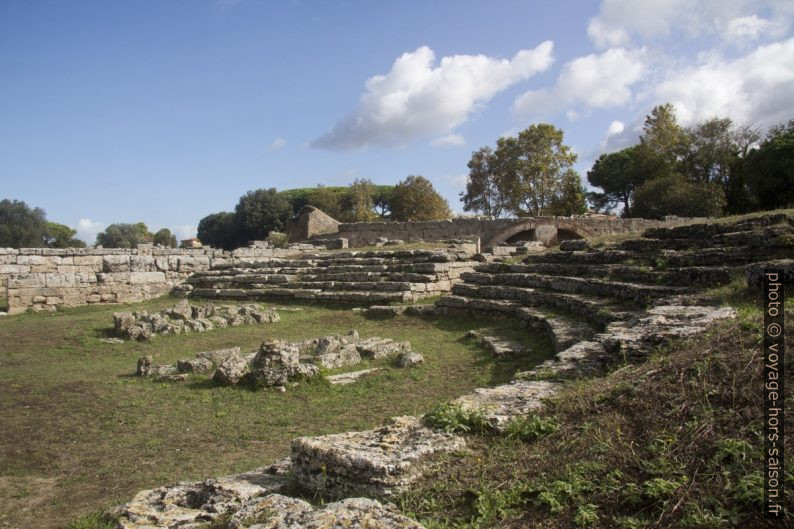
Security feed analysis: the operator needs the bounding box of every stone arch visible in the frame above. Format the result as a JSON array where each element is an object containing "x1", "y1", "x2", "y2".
[{"x1": 485, "y1": 220, "x2": 594, "y2": 248}]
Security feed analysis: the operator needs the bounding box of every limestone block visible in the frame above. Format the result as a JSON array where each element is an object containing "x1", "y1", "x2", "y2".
[
  {"x1": 291, "y1": 416, "x2": 465, "y2": 498},
  {"x1": 103, "y1": 255, "x2": 131, "y2": 272},
  {"x1": 129, "y1": 271, "x2": 166, "y2": 284}
]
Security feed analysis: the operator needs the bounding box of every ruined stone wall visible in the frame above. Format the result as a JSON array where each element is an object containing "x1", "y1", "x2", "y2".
[
  {"x1": 0, "y1": 246, "x2": 294, "y2": 314},
  {"x1": 331, "y1": 216, "x2": 699, "y2": 247}
]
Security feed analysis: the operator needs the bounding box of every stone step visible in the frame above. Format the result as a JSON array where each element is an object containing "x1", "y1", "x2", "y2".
[
  {"x1": 453, "y1": 380, "x2": 560, "y2": 430},
  {"x1": 514, "y1": 307, "x2": 596, "y2": 353},
  {"x1": 642, "y1": 213, "x2": 793, "y2": 240},
  {"x1": 524, "y1": 249, "x2": 638, "y2": 265},
  {"x1": 435, "y1": 295, "x2": 523, "y2": 314},
  {"x1": 662, "y1": 247, "x2": 793, "y2": 267},
  {"x1": 475, "y1": 262, "x2": 732, "y2": 288},
  {"x1": 447, "y1": 285, "x2": 634, "y2": 327},
  {"x1": 290, "y1": 415, "x2": 465, "y2": 499},
  {"x1": 190, "y1": 287, "x2": 412, "y2": 305},
  {"x1": 458, "y1": 271, "x2": 687, "y2": 302},
  {"x1": 515, "y1": 340, "x2": 609, "y2": 381}
]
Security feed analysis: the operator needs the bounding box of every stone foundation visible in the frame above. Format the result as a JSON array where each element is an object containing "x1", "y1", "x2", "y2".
[{"x1": 0, "y1": 246, "x2": 295, "y2": 314}]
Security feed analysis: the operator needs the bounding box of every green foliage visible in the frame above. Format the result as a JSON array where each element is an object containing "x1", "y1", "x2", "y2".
[
  {"x1": 307, "y1": 185, "x2": 345, "y2": 219},
  {"x1": 423, "y1": 402, "x2": 489, "y2": 434},
  {"x1": 95, "y1": 222, "x2": 153, "y2": 248},
  {"x1": 0, "y1": 199, "x2": 49, "y2": 248},
  {"x1": 586, "y1": 145, "x2": 655, "y2": 216},
  {"x1": 631, "y1": 174, "x2": 726, "y2": 219},
  {"x1": 234, "y1": 188, "x2": 293, "y2": 243},
  {"x1": 461, "y1": 146, "x2": 505, "y2": 218},
  {"x1": 45, "y1": 221, "x2": 86, "y2": 248},
  {"x1": 744, "y1": 119, "x2": 794, "y2": 210},
  {"x1": 65, "y1": 511, "x2": 116, "y2": 529},
  {"x1": 265, "y1": 231, "x2": 288, "y2": 248},
  {"x1": 390, "y1": 175, "x2": 451, "y2": 221},
  {"x1": 197, "y1": 211, "x2": 237, "y2": 250},
  {"x1": 503, "y1": 414, "x2": 558, "y2": 442},
  {"x1": 153, "y1": 228, "x2": 177, "y2": 248},
  {"x1": 574, "y1": 504, "x2": 599, "y2": 527},
  {"x1": 345, "y1": 178, "x2": 378, "y2": 222},
  {"x1": 461, "y1": 124, "x2": 581, "y2": 218},
  {"x1": 548, "y1": 169, "x2": 587, "y2": 216}
]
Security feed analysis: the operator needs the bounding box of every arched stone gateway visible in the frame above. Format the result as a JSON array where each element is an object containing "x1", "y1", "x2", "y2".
[{"x1": 485, "y1": 220, "x2": 594, "y2": 248}]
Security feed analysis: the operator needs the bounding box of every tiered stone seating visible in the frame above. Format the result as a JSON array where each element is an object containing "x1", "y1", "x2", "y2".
[{"x1": 185, "y1": 250, "x2": 477, "y2": 305}]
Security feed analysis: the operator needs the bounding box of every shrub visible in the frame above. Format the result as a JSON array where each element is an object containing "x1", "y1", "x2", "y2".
[{"x1": 265, "y1": 231, "x2": 289, "y2": 249}]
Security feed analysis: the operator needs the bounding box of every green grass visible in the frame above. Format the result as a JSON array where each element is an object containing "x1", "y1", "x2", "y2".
[
  {"x1": 0, "y1": 296, "x2": 553, "y2": 529},
  {"x1": 0, "y1": 293, "x2": 7, "y2": 313},
  {"x1": 398, "y1": 300, "x2": 794, "y2": 529}
]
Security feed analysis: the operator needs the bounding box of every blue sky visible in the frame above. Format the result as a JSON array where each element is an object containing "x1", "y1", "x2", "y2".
[{"x1": 2, "y1": 0, "x2": 793, "y2": 243}]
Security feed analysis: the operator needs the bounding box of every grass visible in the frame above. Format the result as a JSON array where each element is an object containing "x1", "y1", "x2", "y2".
[
  {"x1": 398, "y1": 287, "x2": 794, "y2": 528},
  {"x1": 0, "y1": 296, "x2": 554, "y2": 529},
  {"x1": 0, "y1": 293, "x2": 7, "y2": 313}
]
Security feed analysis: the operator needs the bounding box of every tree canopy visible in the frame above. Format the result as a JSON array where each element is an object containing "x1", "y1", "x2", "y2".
[
  {"x1": 390, "y1": 175, "x2": 451, "y2": 221},
  {"x1": 587, "y1": 103, "x2": 793, "y2": 218},
  {"x1": 0, "y1": 199, "x2": 49, "y2": 248},
  {"x1": 95, "y1": 223, "x2": 153, "y2": 248},
  {"x1": 153, "y1": 228, "x2": 177, "y2": 248},
  {"x1": 461, "y1": 124, "x2": 587, "y2": 218}
]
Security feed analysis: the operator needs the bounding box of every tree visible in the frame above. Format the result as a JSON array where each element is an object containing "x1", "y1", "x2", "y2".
[
  {"x1": 744, "y1": 120, "x2": 794, "y2": 210},
  {"x1": 586, "y1": 145, "x2": 653, "y2": 216},
  {"x1": 233, "y1": 188, "x2": 293, "y2": 243},
  {"x1": 461, "y1": 146, "x2": 505, "y2": 218},
  {"x1": 631, "y1": 174, "x2": 726, "y2": 219},
  {"x1": 390, "y1": 176, "x2": 451, "y2": 221},
  {"x1": 197, "y1": 212, "x2": 237, "y2": 250},
  {"x1": 640, "y1": 103, "x2": 688, "y2": 165},
  {"x1": 0, "y1": 199, "x2": 49, "y2": 248},
  {"x1": 345, "y1": 179, "x2": 377, "y2": 222},
  {"x1": 308, "y1": 185, "x2": 344, "y2": 219},
  {"x1": 373, "y1": 186, "x2": 393, "y2": 219},
  {"x1": 548, "y1": 169, "x2": 587, "y2": 216},
  {"x1": 45, "y1": 222, "x2": 86, "y2": 248},
  {"x1": 494, "y1": 124, "x2": 578, "y2": 216},
  {"x1": 96, "y1": 223, "x2": 153, "y2": 248},
  {"x1": 153, "y1": 228, "x2": 177, "y2": 247}
]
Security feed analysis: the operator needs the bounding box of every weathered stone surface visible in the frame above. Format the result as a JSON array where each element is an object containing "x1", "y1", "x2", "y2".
[
  {"x1": 559, "y1": 239, "x2": 590, "y2": 251},
  {"x1": 226, "y1": 494, "x2": 425, "y2": 529},
  {"x1": 114, "y1": 302, "x2": 279, "y2": 341},
  {"x1": 745, "y1": 259, "x2": 794, "y2": 289},
  {"x1": 599, "y1": 304, "x2": 736, "y2": 359},
  {"x1": 114, "y1": 463, "x2": 290, "y2": 529},
  {"x1": 356, "y1": 338, "x2": 411, "y2": 359},
  {"x1": 213, "y1": 353, "x2": 250, "y2": 386},
  {"x1": 395, "y1": 351, "x2": 424, "y2": 368},
  {"x1": 176, "y1": 357, "x2": 215, "y2": 374},
  {"x1": 326, "y1": 367, "x2": 384, "y2": 385},
  {"x1": 453, "y1": 380, "x2": 560, "y2": 429},
  {"x1": 291, "y1": 416, "x2": 465, "y2": 498},
  {"x1": 467, "y1": 330, "x2": 527, "y2": 356},
  {"x1": 197, "y1": 347, "x2": 243, "y2": 367}
]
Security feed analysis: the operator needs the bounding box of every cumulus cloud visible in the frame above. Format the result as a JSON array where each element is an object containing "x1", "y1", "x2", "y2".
[
  {"x1": 587, "y1": 0, "x2": 791, "y2": 47},
  {"x1": 269, "y1": 138, "x2": 286, "y2": 150},
  {"x1": 652, "y1": 37, "x2": 794, "y2": 127},
  {"x1": 312, "y1": 42, "x2": 554, "y2": 150},
  {"x1": 513, "y1": 48, "x2": 646, "y2": 119},
  {"x1": 73, "y1": 218, "x2": 105, "y2": 245},
  {"x1": 431, "y1": 133, "x2": 465, "y2": 147}
]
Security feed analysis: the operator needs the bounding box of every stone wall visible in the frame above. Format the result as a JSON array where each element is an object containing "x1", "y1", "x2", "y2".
[
  {"x1": 328, "y1": 216, "x2": 700, "y2": 248},
  {"x1": 0, "y1": 246, "x2": 294, "y2": 314}
]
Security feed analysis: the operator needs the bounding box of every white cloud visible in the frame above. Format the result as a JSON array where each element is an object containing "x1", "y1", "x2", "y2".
[
  {"x1": 652, "y1": 37, "x2": 794, "y2": 127},
  {"x1": 513, "y1": 48, "x2": 646, "y2": 118},
  {"x1": 725, "y1": 15, "x2": 774, "y2": 40},
  {"x1": 606, "y1": 120, "x2": 625, "y2": 137},
  {"x1": 269, "y1": 138, "x2": 287, "y2": 150},
  {"x1": 173, "y1": 225, "x2": 197, "y2": 241},
  {"x1": 431, "y1": 133, "x2": 465, "y2": 147},
  {"x1": 587, "y1": 0, "x2": 791, "y2": 47},
  {"x1": 73, "y1": 218, "x2": 105, "y2": 245},
  {"x1": 312, "y1": 42, "x2": 554, "y2": 150}
]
